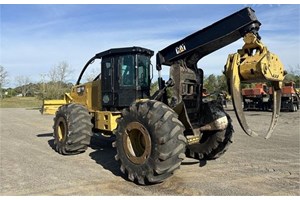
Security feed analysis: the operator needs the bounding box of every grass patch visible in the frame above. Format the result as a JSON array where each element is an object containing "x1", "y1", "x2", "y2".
[{"x1": 0, "y1": 97, "x2": 43, "y2": 108}]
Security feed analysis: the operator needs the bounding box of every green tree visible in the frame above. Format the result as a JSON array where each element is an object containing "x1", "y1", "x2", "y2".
[
  {"x1": 3, "y1": 88, "x2": 17, "y2": 97},
  {"x1": 204, "y1": 74, "x2": 217, "y2": 93},
  {"x1": 284, "y1": 65, "x2": 300, "y2": 88},
  {"x1": 216, "y1": 74, "x2": 228, "y2": 92}
]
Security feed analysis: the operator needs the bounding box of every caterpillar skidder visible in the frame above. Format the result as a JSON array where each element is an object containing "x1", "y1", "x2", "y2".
[{"x1": 46, "y1": 7, "x2": 285, "y2": 185}]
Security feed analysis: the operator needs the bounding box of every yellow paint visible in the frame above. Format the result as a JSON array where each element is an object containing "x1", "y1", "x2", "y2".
[
  {"x1": 42, "y1": 99, "x2": 67, "y2": 115},
  {"x1": 41, "y1": 79, "x2": 102, "y2": 115},
  {"x1": 41, "y1": 93, "x2": 72, "y2": 115},
  {"x1": 238, "y1": 33, "x2": 285, "y2": 83},
  {"x1": 225, "y1": 33, "x2": 285, "y2": 85},
  {"x1": 69, "y1": 79, "x2": 102, "y2": 112},
  {"x1": 95, "y1": 111, "x2": 121, "y2": 131}
]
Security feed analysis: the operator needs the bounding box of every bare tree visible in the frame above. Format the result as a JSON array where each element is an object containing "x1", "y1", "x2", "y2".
[
  {"x1": 15, "y1": 75, "x2": 31, "y2": 97},
  {"x1": 48, "y1": 61, "x2": 71, "y2": 83},
  {"x1": 0, "y1": 66, "x2": 8, "y2": 99},
  {"x1": 43, "y1": 61, "x2": 73, "y2": 99},
  {"x1": 84, "y1": 68, "x2": 99, "y2": 82},
  {"x1": 288, "y1": 64, "x2": 300, "y2": 75}
]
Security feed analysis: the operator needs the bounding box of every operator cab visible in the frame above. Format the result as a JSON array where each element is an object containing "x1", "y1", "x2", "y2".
[
  {"x1": 100, "y1": 47, "x2": 154, "y2": 110},
  {"x1": 76, "y1": 47, "x2": 154, "y2": 111}
]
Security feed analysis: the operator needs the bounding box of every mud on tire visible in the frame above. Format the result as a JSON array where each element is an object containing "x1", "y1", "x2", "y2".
[
  {"x1": 53, "y1": 103, "x2": 93, "y2": 155},
  {"x1": 114, "y1": 100, "x2": 186, "y2": 185}
]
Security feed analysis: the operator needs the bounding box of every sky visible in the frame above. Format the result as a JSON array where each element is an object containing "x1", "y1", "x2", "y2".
[{"x1": 0, "y1": 4, "x2": 299, "y2": 87}]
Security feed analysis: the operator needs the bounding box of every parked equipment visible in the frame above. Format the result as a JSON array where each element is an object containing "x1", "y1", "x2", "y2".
[
  {"x1": 43, "y1": 7, "x2": 285, "y2": 184},
  {"x1": 269, "y1": 81, "x2": 300, "y2": 112},
  {"x1": 280, "y1": 82, "x2": 299, "y2": 112},
  {"x1": 242, "y1": 82, "x2": 299, "y2": 112},
  {"x1": 242, "y1": 83, "x2": 271, "y2": 111}
]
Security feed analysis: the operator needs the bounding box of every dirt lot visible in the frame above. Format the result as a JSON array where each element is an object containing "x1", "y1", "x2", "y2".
[{"x1": 0, "y1": 106, "x2": 299, "y2": 195}]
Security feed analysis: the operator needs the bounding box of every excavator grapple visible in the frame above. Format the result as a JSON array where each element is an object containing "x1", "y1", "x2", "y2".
[{"x1": 44, "y1": 7, "x2": 285, "y2": 185}]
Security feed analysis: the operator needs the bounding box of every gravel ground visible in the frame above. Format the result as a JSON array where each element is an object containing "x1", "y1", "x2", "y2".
[{"x1": 0, "y1": 106, "x2": 299, "y2": 196}]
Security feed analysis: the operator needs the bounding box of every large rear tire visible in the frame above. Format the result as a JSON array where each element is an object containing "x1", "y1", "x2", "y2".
[
  {"x1": 186, "y1": 101, "x2": 234, "y2": 160},
  {"x1": 53, "y1": 103, "x2": 93, "y2": 155},
  {"x1": 187, "y1": 114, "x2": 233, "y2": 160},
  {"x1": 114, "y1": 100, "x2": 186, "y2": 185}
]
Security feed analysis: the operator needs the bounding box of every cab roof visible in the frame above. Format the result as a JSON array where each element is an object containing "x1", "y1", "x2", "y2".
[{"x1": 95, "y1": 46, "x2": 154, "y2": 58}]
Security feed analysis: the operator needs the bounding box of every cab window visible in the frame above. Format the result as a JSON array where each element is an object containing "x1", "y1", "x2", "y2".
[
  {"x1": 137, "y1": 55, "x2": 150, "y2": 87},
  {"x1": 119, "y1": 55, "x2": 134, "y2": 86}
]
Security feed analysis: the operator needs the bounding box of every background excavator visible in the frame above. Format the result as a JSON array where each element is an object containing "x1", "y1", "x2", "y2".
[{"x1": 42, "y1": 7, "x2": 285, "y2": 185}]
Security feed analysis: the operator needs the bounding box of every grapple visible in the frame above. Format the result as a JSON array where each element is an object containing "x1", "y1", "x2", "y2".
[{"x1": 224, "y1": 33, "x2": 285, "y2": 139}]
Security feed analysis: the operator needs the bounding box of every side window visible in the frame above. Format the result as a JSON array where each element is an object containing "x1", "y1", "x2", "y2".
[
  {"x1": 137, "y1": 55, "x2": 150, "y2": 87},
  {"x1": 101, "y1": 57, "x2": 113, "y2": 90},
  {"x1": 103, "y1": 60, "x2": 112, "y2": 76},
  {"x1": 119, "y1": 55, "x2": 134, "y2": 86}
]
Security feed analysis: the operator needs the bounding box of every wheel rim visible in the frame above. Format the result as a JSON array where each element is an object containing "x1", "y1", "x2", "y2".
[
  {"x1": 57, "y1": 117, "x2": 66, "y2": 142},
  {"x1": 123, "y1": 122, "x2": 151, "y2": 165}
]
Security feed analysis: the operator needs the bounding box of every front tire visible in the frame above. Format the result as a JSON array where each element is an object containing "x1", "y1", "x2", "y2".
[
  {"x1": 53, "y1": 103, "x2": 93, "y2": 155},
  {"x1": 114, "y1": 100, "x2": 186, "y2": 185}
]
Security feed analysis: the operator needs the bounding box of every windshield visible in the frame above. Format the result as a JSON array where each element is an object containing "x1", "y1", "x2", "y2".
[
  {"x1": 118, "y1": 54, "x2": 150, "y2": 87},
  {"x1": 119, "y1": 55, "x2": 135, "y2": 86}
]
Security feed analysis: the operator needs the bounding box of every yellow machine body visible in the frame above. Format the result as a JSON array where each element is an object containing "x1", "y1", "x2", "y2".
[
  {"x1": 94, "y1": 111, "x2": 121, "y2": 132},
  {"x1": 42, "y1": 93, "x2": 72, "y2": 115},
  {"x1": 42, "y1": 99, "x2": 68, "y2": 115},
  {"x1": 41, "y1": 78, "x2": 121, "y2": 132}
]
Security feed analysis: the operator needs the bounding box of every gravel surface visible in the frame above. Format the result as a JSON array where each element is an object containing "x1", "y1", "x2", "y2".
[{"x1": 0, "y1": 107, "x2": 299, "y2": 195}]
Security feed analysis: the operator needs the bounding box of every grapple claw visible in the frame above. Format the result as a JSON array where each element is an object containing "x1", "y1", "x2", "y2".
[
  {"x1": 265, "y1": 89, "x2": 282, "y2": 139},
  {"x1": 228, "y1": 54, "x2": 258, "y2": 137},
  {"x1": 224, "y1": 33, "x2": 285, "y2": 139}
]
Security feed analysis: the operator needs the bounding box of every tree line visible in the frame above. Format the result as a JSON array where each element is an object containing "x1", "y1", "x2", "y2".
[
  {"x1": 0, "y1": 62, "x2": 73, "y2": 100},
  {"x1": 0, "y1": 63, "x2": 299, "y2": 100}
]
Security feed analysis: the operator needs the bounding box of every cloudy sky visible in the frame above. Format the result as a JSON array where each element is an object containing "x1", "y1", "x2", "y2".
[{"x1": 1, "y1": 4, "x2": 299, "y2": 87}]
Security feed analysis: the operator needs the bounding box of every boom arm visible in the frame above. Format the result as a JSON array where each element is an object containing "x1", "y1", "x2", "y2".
[
  {"x1": 156, "y1": 7, "x2": 261, "y2": 70},
  {"x1": 155, "y1": 7, "x2": 285, "y2": 139}
]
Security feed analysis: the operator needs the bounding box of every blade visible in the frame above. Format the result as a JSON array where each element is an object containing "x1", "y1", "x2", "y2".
[
  {"x1": 264, "y1": 89, "x2": 281, "y2": 139},
  {"x1": 230, "y1": 54, "x2": 258, "y2": 137}
]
